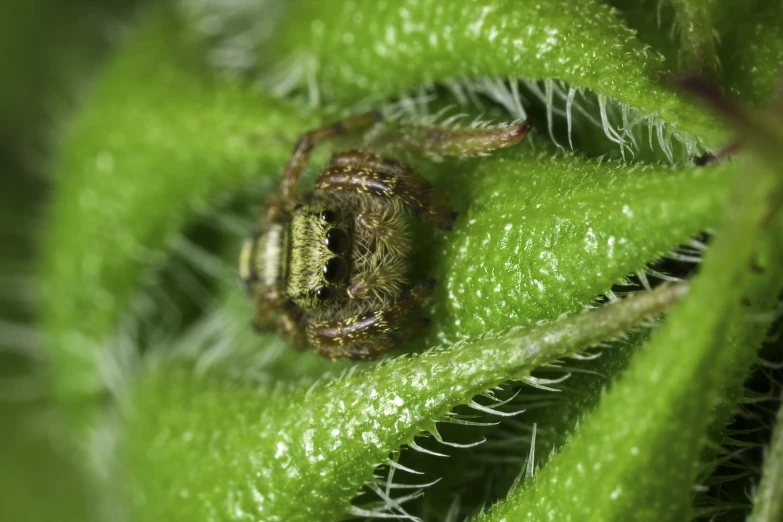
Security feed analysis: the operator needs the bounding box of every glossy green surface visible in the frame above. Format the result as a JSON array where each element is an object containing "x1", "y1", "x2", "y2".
[
  {"x1": 268, "y1": 0, "x2": 725, "y2": 147},
  {"x1": 31, "y1": 1, "x2": 783, "y2": 521},
  {"x1": 421, "y1": 152, "x2": 731, "y2": 342},
  {"x1": 475, "y1": 121, "x2": 783, "y2": 522},
  {"x1": 127, "y1": 284, "x2": 686, "y2": 521}
]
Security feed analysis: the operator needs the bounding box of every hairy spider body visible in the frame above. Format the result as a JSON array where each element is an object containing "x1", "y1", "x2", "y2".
[
  {"x1": 241, "y1": 112, "x2": 530, "y2": 360},
  {"x1": 243, "y1": 194, "x2": 410, "y2": 319}
]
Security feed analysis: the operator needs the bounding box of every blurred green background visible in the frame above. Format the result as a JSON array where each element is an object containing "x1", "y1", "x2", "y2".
[{"x1": 0, "y1": 2, "x2": 154, "y2": 520}]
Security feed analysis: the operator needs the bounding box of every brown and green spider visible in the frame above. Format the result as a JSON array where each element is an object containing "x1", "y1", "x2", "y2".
[{"x1": 240, "y1": 111, "x2": 531, "y2": 360}]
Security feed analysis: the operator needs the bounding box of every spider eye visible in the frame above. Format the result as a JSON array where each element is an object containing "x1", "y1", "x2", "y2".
[
  {"x1": 320, "y1": 209, "x2": 337, "y2": 224},
  {"x1": 315, "y1": 287, "x2": 332, "y2": 300},
  {"x1": 322, "y1": 257, "x2": 348, "y2": 283},
  {"x1": 324, "y1": 228, "x2": 349, "y2": 254}
]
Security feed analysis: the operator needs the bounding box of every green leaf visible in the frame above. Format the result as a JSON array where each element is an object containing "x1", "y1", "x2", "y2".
[
  {"x1": 42, "y1": 9, "x2": 736, "y2": 403},
  {"x1": 472, "y1": 117, "x2": 783, "y2": 522},
  {"x1": 30, "y1": 1, "x2": 783, "y2": 521},
  {"x1": 124, "y1": 283, "x2": 687, "y2": 521},
  {"x1": 419, "y1": 152, "x2": 731, "y2": 342},
  {"x1": 262, "y1": 0, "x2": 725, "y2": 147},
  {"x1": 476, "y1": 220, "x2": 783, "y2": 522},
  {"x1": 749, "y1": 390, "x2": 783, "y2": 522}
]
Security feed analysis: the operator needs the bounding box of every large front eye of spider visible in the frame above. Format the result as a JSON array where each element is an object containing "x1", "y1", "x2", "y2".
[
  {"x1": 322, "y1": 257, "x2": 348, "y2": 283},
  {"x1": 324, "y1": 228, "x2": 349, "y2": 254}
]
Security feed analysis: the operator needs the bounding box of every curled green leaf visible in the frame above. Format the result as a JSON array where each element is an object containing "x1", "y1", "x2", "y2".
[
  {"x1": 475, "y1": 98, "x2": 783, "y2": 522},
  {"x1": 260, "y1": 0, "x2": 725, "y2": 147},
  {"x1": 124, "y1": 282, "x2": 688, "y2": 521},
  {"x1": 30, "y1": 2, "x2": 783, "y2": 521},
  {"x1": 42, "y1": 12, "x2": 737, "y2": 405}
]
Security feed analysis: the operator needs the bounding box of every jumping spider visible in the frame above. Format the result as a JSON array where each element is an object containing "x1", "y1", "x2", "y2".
[{"x1": 240, "y1": 111, "x2": 531, "y2": 360}]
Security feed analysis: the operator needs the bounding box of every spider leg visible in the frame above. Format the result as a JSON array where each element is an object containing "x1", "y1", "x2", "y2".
[
  {"x1": 315, "y1": 150, "x2": 456, "y2": 230},
  {"x1": 276, "y1": 308, "x2": 309, "y2": 350},
  {"x1": 307, "y1": 279, "x2": 434, "y2": 360},
  {"x1": 251, "y1": 287, "x2": 285, "y2": 331},
  {"x1": 280, "y1": 111, "x2": 382, "y2": 204},
  {"x1": 253, "y1": 296, "x2": 309, "y2": 350},
  {"x1": 366, "y1": 120, "x2": 532, "y2": 159}
]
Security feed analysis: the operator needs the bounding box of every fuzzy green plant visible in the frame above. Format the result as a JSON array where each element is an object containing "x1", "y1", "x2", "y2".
[{"x1": 33, "y1": 1, "x2": 783, "y2": 521}]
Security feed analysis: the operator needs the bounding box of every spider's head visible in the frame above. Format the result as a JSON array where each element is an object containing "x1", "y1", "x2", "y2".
[
  {"x1": 285, "y1": 204, "x2": 352, "y2": 311},
  {"x1": 240, "y1": 202, "x2": 353, "y2": 313}
]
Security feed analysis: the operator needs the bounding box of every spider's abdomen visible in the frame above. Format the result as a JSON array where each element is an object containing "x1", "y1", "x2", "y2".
[{"x1": 239, "y1": 223, "x2": 284, "y2": 297}]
